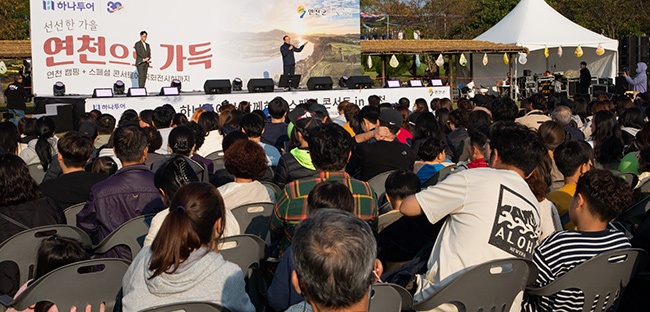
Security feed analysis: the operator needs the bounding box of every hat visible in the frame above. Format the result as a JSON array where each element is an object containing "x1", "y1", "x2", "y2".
[
  {"x1": 200, "y1": 104, "x2": 214, "y2": 112},
  {"x1": 77, "y1": 121, "x2": 97, "y2": 139},
  {"x1": 378, "y1": 109, "x2": 403, "y2": 129},
  {"x1": 288, "y1": 107, "x2": 308, "y2": 123},
  {"x1": 294, "y1": 112, "x2": 323, "y2": 131},
  {"x1": 309, "y1": 104, "x2": 329, "y2": 117}
]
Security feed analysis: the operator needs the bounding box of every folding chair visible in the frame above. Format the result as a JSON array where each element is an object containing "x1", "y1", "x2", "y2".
[
  {"x1": 230, "y1": 202, "x2": 274, "y2": 243},
  {"x1": 0, "y1": 225, "x2": 92, "y2": 287},
  {"x1": 367, "y1": 170, "x2": 396, "y2": 202},
  {"x1": 0, "y1": 258, "x2": 130, "y2": 312},
  {"x1": 526, "y1": 248, "x2": 644, "y2": 312},
  {"x1": 93, "y1": 214, "x2": 153, "y2": 260},
  {"x1": 413, "y1": 258, "x2": 535, "y2": 311},
  {"x1": 63, "y1": 202, "x2": 85, "y2": 226},
  {"x1": 205, "y1": 150, "x2": 224, "y2": 170},
  {"x1": 27, "y1": 163, "x2": 45, "y2": 184},
  {"x1": 218, "y1": 234, "x2": 266, "y2": 274},
  {"x1": 260, "y1": 181, "x2": 282, "y2": 196},
  {"x1": 369, "y1": 283, "x2": 413, "y2": 312},
  {"x1": 421, "y1": 166, "x2": 455, "y2": 188},
  {"x1": 141, "y1": 302, "x2": 230, "y2": 312}
]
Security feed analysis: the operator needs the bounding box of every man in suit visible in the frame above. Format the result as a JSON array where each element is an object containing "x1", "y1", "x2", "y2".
[{"x1": 135, "y1": 31, "x2": 151, "y2": 88}]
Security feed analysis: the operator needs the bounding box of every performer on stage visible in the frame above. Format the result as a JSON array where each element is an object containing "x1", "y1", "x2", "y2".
[
  {"x1": 135, "y1": 31, "x2": 151, "y2": 88},
  {"x1": 280, "y1": 35, "x2": 307, "y2": 76},
  {"x1": 579, "y1": 61, "x2": 591, "y2": 97}
]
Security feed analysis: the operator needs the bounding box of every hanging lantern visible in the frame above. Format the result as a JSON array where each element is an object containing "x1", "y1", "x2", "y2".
[
  {"x1": 415, "y1": 54, "x2": 421, "y2": 68},
  {"x1": 0, "y1": 61, "x2": 6, "y2": 75},
  {"x1": 367, "y1": 55, "x2": 373, "y2": 68},
  {"x1": 389, "y1": 54, "x2": 399, "y2": 68},
  {"x1": 459, "y1": 53, "x2": 468, "y2": 66},
  {"x1": 557, "y1": 46, "x2": 563, "y2": 58},
  {"x1": 596, "y1": 43, "x2": 605, "y2": 56},
  {"x1": 574, "y1": 45, "x2": 584, "y2": 58},
  {"x1": 482, "y1": 53, "x2": 489, "y2": 66},
  {"x1": 503, "y1": 53, "x2": 509, "y2": 65},
  {"x1": 544, "y1": 46, "x2": 550, "y2": 58},
  {"x1": 518, "y1": 53, "x2": 528, "y2": 65},
  {"x1": 435, "y1": 54, "x2": 444, "y2": 67}
]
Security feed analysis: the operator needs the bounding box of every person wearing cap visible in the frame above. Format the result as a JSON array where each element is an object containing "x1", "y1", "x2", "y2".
[
  {"x1": 274, "y1": 112, "x2": 322, "y2": 189},
  {"x1": 40, "y1": 132, "x2": 109, "y2": 210},
  {"x1": 346, "y1": 108, "x2": 415, "y2": 181},
  {"x1": 308, "y1": 103, "x2": 330, "y2": 123}
]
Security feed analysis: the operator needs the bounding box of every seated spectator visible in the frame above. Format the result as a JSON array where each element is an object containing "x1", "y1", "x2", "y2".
[
  {"x1": 455, "y1": 124, "x2": 489, "y2": 171},
  {"x1": 171, "y1": 113, "x2": 188, "y2": 127},
  {"x1": 489, "y1": 97, "x2": 519, "y2": 122},
  {"x1": 400, "y1": 121, "x2": 546, "y2": 305},
  {"x1": 274, "y1": 112, "x2": 322, "y2": 189},
  {"x1": 240, "y1": 113, "x2": 281, "y2": 167},
  {"x1": 527, "y1": 155, "x2": 563, "y2": 242},
  {"x1": 0, "y1": 122, "x2": 21, "y2": 155},
  {"x1": 6, "y1": 235, "x2": 91, "y2": 312},
  {"x1": 151, "y1": 125, "x2": 209, "y2": 182},
  {"x1": 286, "y1": 209, "x2": 382, "y2": 312},
  {"x1": 122, "y1": 182, "x2": 254, "y2": 311},
  {"x1": 19, "y1": 117, "x2": 58, "y2": 170},
  {"x1": 415, "y1": 137, "x2": 452, "y2": 184},
  {"x1": 394, "y1": 105, "x2": 413, "y2": 146},
  {"x1": 185, "y1": 122, "x2": 213, "y2": 174},
  {"x1": 0, "y1": 154, "x2": 64, "y2": 296},
  {"x1": 551, "y1": 105, "x2": 585, "y2": 141},
  {"x1": 262, "y1": 97, "x2": 290, "y2": 151},
  {"x1": 40, "y1": 132, "x2": 109, "y2": 210},
  {"x1": 144, "y1": 155, "x2": 240, "y2": 246},
  {"x1": 91, "y1": 156, "x2": 118, "y2": 175},
  {"x1": 538, "y1": 121, "x2": 566, "y2": 191},
  {"x1": 411, "y1": 112, "x2": 443, "y2": 159},
  {"x1": 196, "y1": 111, "x2": 222, "y2": 157},
  {"x1": 590, "y1": 110, "x2": 624, "y2": 170},
  {"x1": 515, "y1": 93, "x2": 551, "y2": 130},
  {"x1": 409, "y1": 98, "x2": 429, "y2": 124},
  {"x1": 332, "y1": 100, "x2": 350, "y2": 126},
  {"x1": 523, "y1": 169, "x2": 633, "y2": 312},
  {"x1": 220, "y1": 109, "x2": 243, "y2": 136},
  {"x1": 341, "y1": 101, "x2": 360, "y2": 137},
  {"x1": 309, "y1": 103, "x2": 331, "y2": 124},
  {"x1": 379, "y1": 170, "x2": 420, "y2": 230},
  {"x1": 94, "y1": 114, "x2": 115, "y2": 148},
  {"x1": 270, "y1": 123, "x2": 378, "y2": 258},
  {"x1": 618, "y1": 107, "x2": 645, "y2": 149},
  {"x1": 635, "y1": 147, "x2": 650, "y2": 189},
  {"x1": 347, "y1": 109, "x2": 415, "y2": 181},
  {"x1": 77, "y1": 126, "x2": 164, "y2": 259},
  {"x1": 152, "y1": 106, "x2": 174, "y2": 155},
  {"x1": 143, "y1": 126, "x2": 165, "y2": 168},
  {"x1": 547, "y1": 140, "x2": 593, "y2": 230},
  {"x1": 118, "y1": 109, "x2": 140, "y2": 128},
  {"x1": 139, "y1": 109, "x2": 154, "y2": 128},
  {"x1": 307, "y1": 180, "x2": 355, "y2": 212},
  {"x1": 445, "y1": 109, "x2": 470, "y2": 163}
]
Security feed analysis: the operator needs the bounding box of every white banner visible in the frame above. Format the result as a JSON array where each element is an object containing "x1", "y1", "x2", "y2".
[
  {"x1": 84, "y1": 86, "x2": 452, "y2": 118},
  {"x1": 31, "y1": 0, "x2": 361, "y2": 95}
]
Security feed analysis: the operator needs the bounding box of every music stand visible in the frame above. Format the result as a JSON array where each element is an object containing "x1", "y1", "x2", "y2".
[{"x1": 278, "y1": 75, "x2": 301, "y2": 90}]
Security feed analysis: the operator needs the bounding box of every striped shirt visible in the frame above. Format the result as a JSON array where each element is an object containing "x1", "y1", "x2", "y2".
[
  {"x1": 269, "y1": 171, "x2": 378, "y2": 258},
  {"x1": 523, "y1": 227, "x2": 631, "y2": 312}
]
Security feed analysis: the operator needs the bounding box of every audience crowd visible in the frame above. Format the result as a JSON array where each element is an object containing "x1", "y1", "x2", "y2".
[{"x1": 1, "y1": 90, "x2": 650, "y2": 311}]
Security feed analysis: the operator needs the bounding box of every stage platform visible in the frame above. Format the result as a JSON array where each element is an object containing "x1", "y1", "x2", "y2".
[{"x1": 34, "y1": 86, "x2": 451, "y2": 131}]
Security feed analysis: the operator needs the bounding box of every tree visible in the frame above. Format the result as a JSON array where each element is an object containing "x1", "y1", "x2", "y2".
[{"x1": 0, "y1": 0, "x2": 30, "y2": 40}]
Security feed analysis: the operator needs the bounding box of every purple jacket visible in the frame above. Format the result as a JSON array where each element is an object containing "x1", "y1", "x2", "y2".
[{"x1": 77, "y1": 164, "x2": 163, "y2": 259}]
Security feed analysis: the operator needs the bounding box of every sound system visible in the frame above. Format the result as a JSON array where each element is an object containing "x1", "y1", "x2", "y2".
[
  {"x1": 247, "y1": 78, "x2": 274, "y2": 93},
  {"x1": 346, "y1": 76, "x2": 372, "y2": 89},
  {"x1": 204, "y1": 79, "x2": 232, "y2": 94},
  {"x1": 278, "y1": 75, "x2": 301, "y2": 89},
  {"x1": 307, "y1": 76, "x2": 333, "y2": 90}
]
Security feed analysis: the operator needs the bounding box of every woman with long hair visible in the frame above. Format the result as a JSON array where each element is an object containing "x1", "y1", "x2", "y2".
[
  {"x1": 590, "y1": 110, "x2": 624, "y2": 170},
  {"x1": 0, "y1": 122, "x2": 22, "y2": 154},
  {"x1": 411, "y1": 112, "x2": 443, "y2": 158},
  {"x1": 197, "y1": 111, "x2": 223, "y2": 157},
  {"x1": 19, "y1": 117, "x2": 57, "y2": 171},
  {"x1": 150, "y1": 126, "x2": 209, "y2": 182},
  {"x1": 122, "y1": 182, "x2": 254, "y2": 311}
]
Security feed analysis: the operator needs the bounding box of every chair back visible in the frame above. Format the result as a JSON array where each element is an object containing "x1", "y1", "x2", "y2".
[
  {"x1": 526, "y1": 248, "x2": 643, "y2": 312},
  {"x1": 413, "y1": 258, "x2": 534, "y2": 312},
  {"x1": 141, "y1": 302, "x2": 230, "y2": 312},
  {"x1": 421, "y1": 166, "x2": 455, "y2": 188},
  {"x1": 63, "y1": 203, "x2": 85, "y2": 226},
  {"x1": 0, "y1": 225, "x2": 92, "y2": 286},
  {"x1": 218, "y1": 234, "x2": 266, "y2": 274},
  {"x1": 367, "y1": 170, "x2": 395, "y2": 200},
  {"x1": 369, "y1": 283, "x2": 413, "y2": 312},
  {"x1": 260, "y1": 181, "x2": 282, "y2": 195},
  {"x1": 230, "y1": 202, "x2": 274, "y2": 243},
  {"x1": 205, "y1": 151, "x2": 224, "y2": 170},
  {"x1": 93, "y1": 214, "x2": 152, "y2": 260},
  {"x1": 9, "y1": 259, "x2": 130, "y2": 312},
  {"x1": 27, "y1": 163, "x2": 45, "y2": 184}
]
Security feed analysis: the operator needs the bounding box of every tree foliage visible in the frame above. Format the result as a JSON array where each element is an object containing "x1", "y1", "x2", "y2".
[{"x1": 0, "y1": 0, "x2": 30, "y2": 40}]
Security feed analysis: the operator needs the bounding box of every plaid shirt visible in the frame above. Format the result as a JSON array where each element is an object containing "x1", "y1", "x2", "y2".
[{"x1": 269, "y1": 171, "x2": 378, "y2": 258}]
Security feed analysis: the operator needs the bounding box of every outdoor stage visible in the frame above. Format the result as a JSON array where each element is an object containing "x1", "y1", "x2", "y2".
[{"x1": 34, "y1": 85, "x2": 452, "y2": 132}]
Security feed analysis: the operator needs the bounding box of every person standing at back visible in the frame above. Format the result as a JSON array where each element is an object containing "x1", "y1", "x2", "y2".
[
  {"x1": 3, "y1": 74, "x2": 31, "y2": 125},
  {"x1": 579, "y1": 61, "x2": 591, "y2": 98}
]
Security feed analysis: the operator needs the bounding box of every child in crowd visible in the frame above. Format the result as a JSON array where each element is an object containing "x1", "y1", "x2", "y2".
[
  {"x1": 415, "y1": 138, "x2": 451, "y2": 184},
  {"x1": 455, "y1": 125, "x2": 489, "y2": 171},
  {"x1": 307, "y1": 180, "x2": 354, "y2": 213},
  {"x1": 524, "y1": 169, "x2": 633, "y2": 311},
  {"x1": 8, "y1": 235, "x2": 91, "y2": 312},
  {"x1": 90, "y1": 156, "x2": 118, "y2": 175},
  {"x1": 547, "y1": 140, "x2": 593, "y2": 229},
  {"x1": 379, "y1": 170, "x2": 421, "y2": 231}
]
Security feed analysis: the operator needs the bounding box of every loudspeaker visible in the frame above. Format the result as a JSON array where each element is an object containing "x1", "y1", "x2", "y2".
[
  {"x1": 346, "y1": 76, "x2": 372, "y2": 89},
  {"x1": 247, "y1": 78, "x2": 274, "y2": 93},
  {"x1": 615, "y1": 76, "x2": 629, "y2": 95},
  {"x1": 307, "y1": 76, "x2": 333, "y2": 90},
  {"x1": 204, "y1": 79, "x2": 232, "y2": 94}
]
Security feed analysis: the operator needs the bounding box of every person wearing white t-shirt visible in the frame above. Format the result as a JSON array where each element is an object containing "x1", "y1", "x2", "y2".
[{"x1": 400, "y1": 122, "x2": 547, "y2": 310}]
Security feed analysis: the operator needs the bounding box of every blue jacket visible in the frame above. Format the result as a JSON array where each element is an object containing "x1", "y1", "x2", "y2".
[{"x1": 77, "y1": 164, "x2": 163, "y2": 259}]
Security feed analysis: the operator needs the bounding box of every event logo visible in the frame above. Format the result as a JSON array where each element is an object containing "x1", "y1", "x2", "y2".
[
  {"x1": 488, "y1": 185, "x2": 539, "y2": 258},
  {"x1": 297, "y1": 5, "x2": 306, "y2": 18},
  {"x1": 107, "y1": 1, "x2": 124, "y2": 13},
  {"x1": 297, "y1": 5, "x2": 329, "y2": 18},
  {"x1": 43, "y1": 0, "x2": 55, "y2": 10},
  {"x1": 42, "y1": 0, "x2": 96, "y2": 11}
]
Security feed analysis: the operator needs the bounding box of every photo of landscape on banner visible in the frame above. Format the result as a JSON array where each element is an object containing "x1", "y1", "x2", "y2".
[{"x1": 31, "y1": 0, "x2": 361, "y2": 95}]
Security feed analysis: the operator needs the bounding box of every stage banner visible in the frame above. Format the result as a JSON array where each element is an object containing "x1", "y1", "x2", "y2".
[{"x1": 30, "y1": 0, "x2": 361, "y2": 95}]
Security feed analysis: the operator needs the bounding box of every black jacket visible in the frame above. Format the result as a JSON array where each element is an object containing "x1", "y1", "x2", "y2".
[
  {"x1": 4, "y1": 82, "x2": 29, "y2": 111},
  {"x1": 274, "y1": 150, "x2": 319, "y2": 189},
  {"x1": 280, "y1": 43, "x2": 304, "y2": 66}
]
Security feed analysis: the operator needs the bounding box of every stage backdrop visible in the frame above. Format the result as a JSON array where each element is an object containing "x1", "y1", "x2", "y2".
[{"x1": 30, "y1": 0, "x2": 361, "y2": 95}]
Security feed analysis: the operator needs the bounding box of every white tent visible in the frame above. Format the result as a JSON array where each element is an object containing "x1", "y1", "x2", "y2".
[{"x1": 473, "y1": 0, "x2": 618, "y2": 87}]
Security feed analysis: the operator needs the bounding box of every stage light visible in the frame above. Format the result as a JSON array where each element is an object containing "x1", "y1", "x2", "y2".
[
  {"x1": 171, "y1": 79, "x2": 182, "y2": 92},
  {"x1": 113, "y1": 80, "x2": 125, "y2": 95},
  {"x1": 232, "y1": 78, "x2": 243, "y2": 91},
  {"x1": 53, "y1": 81, "x2": 65, "y2": 96},
  {"x1": 339, "y1": 76, "x2": 349, "y2": 88}
]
